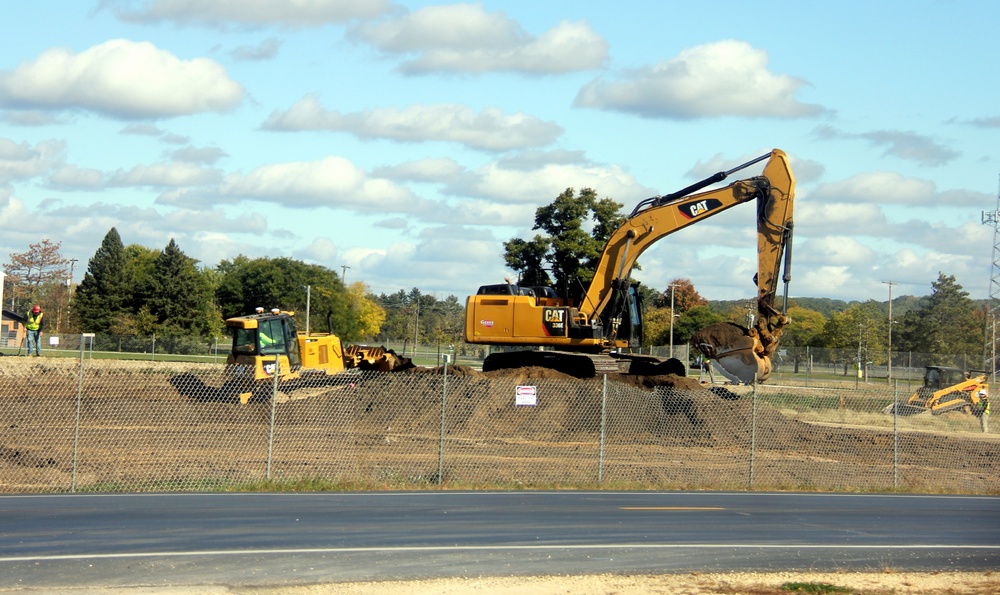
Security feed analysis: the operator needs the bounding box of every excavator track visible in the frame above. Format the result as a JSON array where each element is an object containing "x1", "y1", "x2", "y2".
[{"x1": 482, "y1": 350, "x2": 625, "y2": 378}]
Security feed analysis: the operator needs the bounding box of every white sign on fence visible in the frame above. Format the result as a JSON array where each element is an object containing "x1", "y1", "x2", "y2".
[
  {"x1": 48, "y1": 336, "x2": 59, "y2": 346},
  {"x1": 515, "y1": 385, "x2": 537, "y2": 406}
]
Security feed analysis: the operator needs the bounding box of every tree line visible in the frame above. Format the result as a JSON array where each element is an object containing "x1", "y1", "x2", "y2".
[{"x1": 2, "y1": 229, "x2": 465, "y2": 353}]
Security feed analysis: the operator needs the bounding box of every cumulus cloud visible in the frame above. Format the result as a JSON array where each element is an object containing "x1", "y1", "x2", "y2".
[
  {"x1": 374, "y1": 158, "x2": 465, "y2": 183},
  {"x1": 108, "y1": 0, "x2": 390, "y2": 26},
  {"x1": 217, "y1": 156, "x2": 428, "y2": 212},
  {"x1": 108, "y1": 162, "x2": 224, "y2": 187},
  {"x1": 169, "y1": 146, "x2": 228, "y2": 165},
  {"x1": 352, "y1": 4, "x2": 607, "y2": 73},
  {"x1": 574, "y1": 40, "x2": 824, "y2": 119},
  {"x1": 813, "y1": 125, "x2": 959, "y2": 167},
  {"x1": 0, "y1": 39, "x2": 244, "y2": 119},
  {"x1": 48, "y1": 165, "x2": 104, "y2": 189},
  {"x1": 0, "y1": 138, "x2": 64, "y2": 183},
  {"x1": 446, "y1": 160, "x2": 654, "y2": 205},
  {"x1": 809, "y1": 172, "x2": 937, "y2": 205},
  {"x1": 264, "y1": 96, "x2": 562, "y2": 151}
]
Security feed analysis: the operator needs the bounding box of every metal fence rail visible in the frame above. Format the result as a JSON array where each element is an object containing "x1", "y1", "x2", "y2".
[{"x1": 0, "y1": 357, "x2": 995, "y2": 494}]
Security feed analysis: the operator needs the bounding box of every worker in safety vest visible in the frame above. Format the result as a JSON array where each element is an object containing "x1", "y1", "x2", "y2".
[
  {"x1": 978, "y1": 392, "x2": 991, "y2": 433},
  {"x1": 25, "y1": 304, "x2": 44, "y2": 356}
]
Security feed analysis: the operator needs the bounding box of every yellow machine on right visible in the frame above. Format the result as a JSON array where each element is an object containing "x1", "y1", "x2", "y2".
[{"x1": 887, "y1": 366, "x2": 989, "y2": 416}]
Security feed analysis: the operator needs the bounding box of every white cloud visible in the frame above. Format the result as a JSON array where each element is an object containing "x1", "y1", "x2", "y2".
[
  {"x1": 109, "y1": 162, "x2": 224, "y2": 187},
  {"x1": 297, "y1": 237, "x2": 338, "y2": 262},
  {"x1": 217, "y1": 156, "x2": 427, "y2": 212},
  {"x1": 109, "y1": 0, "x2": 390, "y2": 26},
  {"x1": 449, "y1": 160, "x2": 653, "y2": 205},
  {"x1": 353, "y1": 4, "x2": 607, "y2": 74},
  {"x1": 0, "y1": 39, "x2": 243, "y2": 119},
  {"x1": 49, "y1": 165, "x2": 104, "y2": 189},
  {"x1": 0, "y1": 138, "x2": 64, "y2": 183},
  {"x1": 264, "y1": 96, "x2": 562, "y2": 151},
  {"x1": 375, "y1": 158, "x2": 465, "y2": 183},
  {"x1": 574, "y1": 40, "x2": 824, "y2": 119}
]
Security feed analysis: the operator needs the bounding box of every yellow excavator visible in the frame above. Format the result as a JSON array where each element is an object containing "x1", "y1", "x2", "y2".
[
  {"x1": 464, "y1": 148, "x2": 795, "y2": 382},
  {"x1": 885, "y1": 366, "x2": 989, "y2": 416}
]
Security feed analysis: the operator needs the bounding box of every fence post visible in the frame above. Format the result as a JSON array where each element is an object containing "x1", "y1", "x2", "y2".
[
  {"x1": 71, "y1": 333, "x2": 94, "y2": 493},
  {"x1": 749, "y1": 377, "x2": 757, "y2": 488},
  {"x1": 598, "y1": 374, "x2": 607, "y2": 483},
  {"x1": 266, "y1": 358, "x2": 279, "y2": 481},
  {"x1": 892, "y1": 378, "x2": 899, "y2": 489},
  {"x1": 437, "y1": 357, "x2": 451, "y2": 486}
]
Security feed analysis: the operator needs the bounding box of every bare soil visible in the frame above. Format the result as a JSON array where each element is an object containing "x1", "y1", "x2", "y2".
[
  {"x1": 6, "y1": 571, "x2": 998, "y2": 594},
  {"x1": 1, "y1": 358, "x2": 998, "y2": 493}
]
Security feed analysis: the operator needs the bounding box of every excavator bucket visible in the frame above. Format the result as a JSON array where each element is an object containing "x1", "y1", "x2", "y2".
[{"x1": 690, "y1": 322, "x2": 771, "y2": 384}]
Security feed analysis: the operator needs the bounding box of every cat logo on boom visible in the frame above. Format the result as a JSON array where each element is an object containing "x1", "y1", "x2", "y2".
[{"x1": 680, "y1": 198, "x2": 723, "y2": 220}]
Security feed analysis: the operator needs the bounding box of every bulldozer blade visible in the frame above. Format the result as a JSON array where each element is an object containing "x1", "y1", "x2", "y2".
[{"x1": 883, "y1": 402, "x2": 929, "y2": 416}]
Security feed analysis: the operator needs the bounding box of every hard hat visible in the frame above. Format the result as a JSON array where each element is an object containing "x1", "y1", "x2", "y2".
[
  {"x1": 271, "y1": 308, "x2": 280, "y2": 314},
  {"x1": 255, "y1": 307, "x2": 265, "y2": 314},
  {"x1": 31, "y1": 305, "x2": 40, "y2": 313}
]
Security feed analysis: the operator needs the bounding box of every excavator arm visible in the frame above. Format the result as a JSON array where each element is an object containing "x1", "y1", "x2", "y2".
[
  {"x1": 581, "y1": 150, "x2": 792, "y2": 321},
  {"x1": 586, "y1": 148, "x2": 795, "y2": 383},
  {"x1": 689, "y1": 150, "x2": 795, "y2": 383}
]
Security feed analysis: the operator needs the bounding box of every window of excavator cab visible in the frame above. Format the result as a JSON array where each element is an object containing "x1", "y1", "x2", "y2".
[{"x1": 258, "y1": 318, "x2": 287, "y2": 355}]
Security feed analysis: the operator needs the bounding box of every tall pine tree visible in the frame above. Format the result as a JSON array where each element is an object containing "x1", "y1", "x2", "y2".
[
  {"x1": 145, "y1": 239, "x2": 216, "y2": 337},
  {"x1": 71, "y1": 228, "x2": 130, "y2": 333}
]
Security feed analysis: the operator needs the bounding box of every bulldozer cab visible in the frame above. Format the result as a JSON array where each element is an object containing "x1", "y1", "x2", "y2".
[
  {"x1": 922, "y1": 366, "x2": 967, "y2": 391},
  {"x1": 229, "y1": 312, "x2": 302, "y2": 368}
]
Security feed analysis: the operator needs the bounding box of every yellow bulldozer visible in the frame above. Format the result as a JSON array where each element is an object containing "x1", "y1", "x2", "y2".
[
  {"x1": 170, "y1": 308, "x2": 412, "y2": 404},
  {"x1": 224, "y1": 308, "x2": 413, "y2": 403},
  {"x1": 886, "y1": 366, "x2": 988, "y2": 416}
]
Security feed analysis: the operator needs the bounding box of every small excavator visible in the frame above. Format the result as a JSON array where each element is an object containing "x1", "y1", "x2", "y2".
[
  {"x1": 885, "y1": 366, "x2": 989, "y2": 416},
  {"x1": 464, "y1": 148, "x2": 795, "y2": 383}
]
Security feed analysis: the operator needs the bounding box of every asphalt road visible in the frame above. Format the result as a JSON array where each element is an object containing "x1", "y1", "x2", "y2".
[{"x1": 1, "y1": 491, "x2": 997, "y2": 589}]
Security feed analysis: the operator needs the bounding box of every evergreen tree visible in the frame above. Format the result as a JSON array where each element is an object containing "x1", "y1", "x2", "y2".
[
  {"x1": 896, "y1": 273, "x2": 980, "y2": 359},
  {"x1": 71, "y1": 228, "x2": 130, "y2": 333},
  {"x1": 145, "y1": 239, "x2": 217, "y2": 337}
]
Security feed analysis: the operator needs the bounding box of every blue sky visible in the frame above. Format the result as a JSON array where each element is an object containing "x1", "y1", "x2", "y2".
[{"x1": 2, "y1": 1, "x2": 998, "y2": 305}]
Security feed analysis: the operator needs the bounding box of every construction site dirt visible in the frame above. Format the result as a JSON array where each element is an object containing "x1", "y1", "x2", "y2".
[{"x1": 0, "y1": 357, "x2": 997, "y2": 494}]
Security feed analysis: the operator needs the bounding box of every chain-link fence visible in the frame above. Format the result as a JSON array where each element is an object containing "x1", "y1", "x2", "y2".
[{"x1": 1, "y1": 355, "x2": 996, "y2": 494}]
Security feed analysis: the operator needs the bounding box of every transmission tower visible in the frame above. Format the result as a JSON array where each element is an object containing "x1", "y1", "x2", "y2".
[{"x1": 981, "y1": 173, "x2": 1000, "y2": 384}]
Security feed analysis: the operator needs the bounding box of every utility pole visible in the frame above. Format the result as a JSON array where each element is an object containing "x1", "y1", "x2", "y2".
[
  {"x1": 341, "y1": 265, "x2": 351, "y2": 285},
  {"x1": 981, "y1": 173, "x2": 1000, "y2": 387},
  {"x1": 882, "y1": 280, "x2": 897, "y2": 383},
  {"x1": 303, "y1": 285, "x2": 311, "y2": 335}
]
